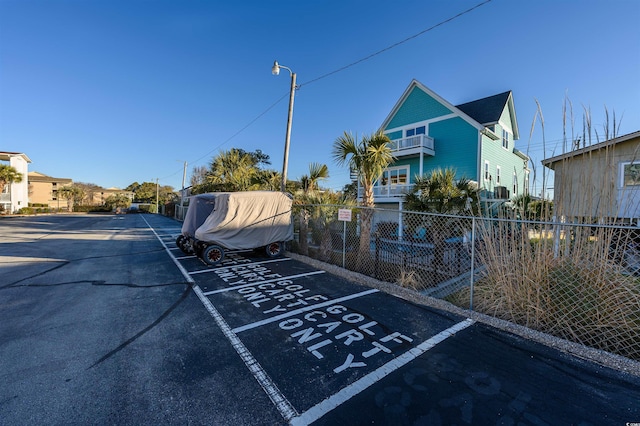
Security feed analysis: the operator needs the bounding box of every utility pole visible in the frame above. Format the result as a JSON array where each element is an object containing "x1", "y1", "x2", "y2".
[
  {"x1": 155, "y1": 178, "x2": 159, "y2": 214},
  {"x1": 181, "y1": 161, "x2": 187, "y2": 216}
]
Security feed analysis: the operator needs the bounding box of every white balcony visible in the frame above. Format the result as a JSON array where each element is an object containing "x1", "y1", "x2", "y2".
[{"x1": 389, "y1": 135, "x2": 435, "y2": 157}]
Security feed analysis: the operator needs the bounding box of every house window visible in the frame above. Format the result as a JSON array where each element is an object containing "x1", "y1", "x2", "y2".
[
  {"x1": 621, "y1": 162, "x2": 640, "y2": 187},
  {"x1": 502, "y1": 129, "x2": 509, "y2": 149},
  {"x1": 513, "y1": 172, "x2": 518, "y2": 195},
  {"x1": 380, "y1": 166, "x2": 409, "y2": 186},
  {"x1": 524, "y1": 171, "x2": 530, "y2": 195},
  {"x1": 496, "y1": 166, "x2": 501, "y2": 185},
  {"x1": 484, "y1": 161, "x2": 490, "y2": 181},
  {"x1": 382, "y1": 166, "x2": 409, "y2": 185},
  {"x1": 405, "y1": 126, "x2": 426, "y2": 138}
]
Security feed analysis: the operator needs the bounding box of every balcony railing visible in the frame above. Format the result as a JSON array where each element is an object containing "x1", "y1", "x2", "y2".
[
  {"x1": 389, "y1": 135, "x2": 435, "y2": 156},
  {"x1": 359, "y1": 184, "x2": 413, "y2": 200}
]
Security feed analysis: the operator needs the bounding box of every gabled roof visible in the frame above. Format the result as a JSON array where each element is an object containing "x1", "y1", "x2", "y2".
[
  {"x1": 380, "y1": 80, "x2": 520, "y2": 140},
  {"x1": 379, "y1": 79, "x2": 484, "y2": 133},
  {"x1": 0, "y1": 152, "x2": 32, "y2": 163},
  {"x1": 456, "y1": 90, "x2": 519, "y2": 140},
  {"x1": 28, "y1": 171, "x2": 72, "y2": 183},
  {"x1": 542, "y1": 130, "x2": 640, "y2": 170},
  {"x1": 456, "y1": 91, "x2": 509, "y2": 125}
]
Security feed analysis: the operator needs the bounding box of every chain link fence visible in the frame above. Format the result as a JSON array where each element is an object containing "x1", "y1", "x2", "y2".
[{"x1": 290, "y1": 204, "x2": 640, "y2": 361}]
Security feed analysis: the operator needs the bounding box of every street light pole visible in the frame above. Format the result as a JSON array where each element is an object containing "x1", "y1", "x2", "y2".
[{"x1": 272, "y1": 60, "x2": 296, "y2": 193}]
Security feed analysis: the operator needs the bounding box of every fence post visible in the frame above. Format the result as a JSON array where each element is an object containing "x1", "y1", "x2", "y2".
[
  {"x1": 374, "y1": 232, "x2": 380, "y2": 279},
  {"x1": 342, "y1": 220, "x2": 346, "y2": 269},
  {"x1": 469, "y1": 217, "x2": 476, "y2": 311}
]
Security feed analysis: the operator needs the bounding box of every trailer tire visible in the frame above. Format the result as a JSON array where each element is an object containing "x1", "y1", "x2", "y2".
[
  {"x1": 265, "y1": 242, "x2": 284, "y2": 258},
  {"x1": 177, "y1": 236, "x2": 195, "y2": 255},
  {"x1": 202, "y1": 245, "x2": 225, "y2": 266}
]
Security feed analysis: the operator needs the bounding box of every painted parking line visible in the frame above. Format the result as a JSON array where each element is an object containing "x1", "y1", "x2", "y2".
[
  {"x1": 142, "y1": 216, "x2": 476, "y2": 425},
  {"x1": 289, "y1": 318, "x2": 475, "y2": 426},
  {"x1": 141, "y1": 215, "x2": 298, "y2": 423},
  {"x1": 232, "y1": 288, "x2": 379, "y2": 334},
  {"x1": 192, "y1": 284, "x2": 298, "y2": 422}
]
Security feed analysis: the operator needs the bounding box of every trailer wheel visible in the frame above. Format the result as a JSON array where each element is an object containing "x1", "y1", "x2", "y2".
[
  {"x1": 177, "y1": 236, "x2": 195, "y2": 255},
  {"x1": 265, "y1": 242, "x2": 284, "y2": 258},
  {"x1": 194, "y1": 240, "x2": 207, "y2": 257},
  {"x1": 202, "y1": 245, "x2": 225, "y2": 266}
]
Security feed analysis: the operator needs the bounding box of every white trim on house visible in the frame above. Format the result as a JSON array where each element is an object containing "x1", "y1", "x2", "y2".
[
  {"x1": 543, "y1": 130, "x2": 640, "y2": 168},
  {"x1": 384, "y1": 113, "x2": 459, "y2": 136},
  {"x1": 378, "y1": 80, "x2": 485, "y2": 133}
]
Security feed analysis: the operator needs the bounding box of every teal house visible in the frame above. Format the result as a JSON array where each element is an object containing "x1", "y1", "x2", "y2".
[{"x1": 369, "y1": 79, "x2": 530, "y2": 211}]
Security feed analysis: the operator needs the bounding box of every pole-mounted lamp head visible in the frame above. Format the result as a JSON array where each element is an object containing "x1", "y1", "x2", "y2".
[{"x1": 271, "y1": 60, "x2": 281, "y2": 76}]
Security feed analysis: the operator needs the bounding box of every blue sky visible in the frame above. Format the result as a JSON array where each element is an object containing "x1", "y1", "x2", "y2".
[{"x1": 1, "y1": 0, "x2": 639, "y2": 197}]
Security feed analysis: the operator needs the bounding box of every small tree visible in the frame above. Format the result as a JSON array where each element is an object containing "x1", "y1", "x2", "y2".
[
  {"x1": 58, "y1": 185, "x2": 85, "y2": 211},
  {"x1": 333, "y1": 131, "x2": 394, "y2": 272},
  {"x1": 404, "y1": 168, "x2": 479, "y2": 270},
  {"x1": 0, "y1": 164, "x2": 23, "y2": 194},
  {"x1": 105, "y1": 193, "x2": 132, "y2": 211},
  {"x1": 294, "y1": 163, "x2": 330, "y2": 255}
]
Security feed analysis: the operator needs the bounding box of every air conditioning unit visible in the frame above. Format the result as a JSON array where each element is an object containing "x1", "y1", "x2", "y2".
[{"x1": 494, "y1": 186, "x2": 509, "y2": 199}]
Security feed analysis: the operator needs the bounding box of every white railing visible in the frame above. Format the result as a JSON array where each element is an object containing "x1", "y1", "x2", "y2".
[
  {"x1": 359, "y1": 184, "x2": 413, "y2": 199},
  {"x1": 389, "y1": 134, "x2": 434, "y2": 154}
]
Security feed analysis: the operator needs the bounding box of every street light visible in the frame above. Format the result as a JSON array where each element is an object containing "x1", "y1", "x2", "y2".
[{"x1": 272, "y1": 60, "x2": 296, "y2": 192}]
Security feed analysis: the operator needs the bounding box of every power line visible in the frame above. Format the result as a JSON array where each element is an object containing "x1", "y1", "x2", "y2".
[
  {"x1": 157, "y1": 91, "x2": 290, "y2": 183},
  {"x1": 298, "y1": 0, "x2": 492, "y2": 88},
  {"x1": 159, "y1": 0, "x2": 493, "y2": 185}
]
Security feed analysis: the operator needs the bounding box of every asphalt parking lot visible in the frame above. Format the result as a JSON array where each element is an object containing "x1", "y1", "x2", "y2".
[
  {"x1": 2, "y1": 213, "x2": 640, "y2": 425},
  {"x1": 147, "y1": 214, "x2": 640, "y2": 425}
]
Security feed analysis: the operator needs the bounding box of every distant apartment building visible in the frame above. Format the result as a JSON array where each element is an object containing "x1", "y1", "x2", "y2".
[
  {"x1": 29, "y1": 173, "x2": 134, "y2": 210},
  {"x1": 28, "y1": 171, "x2": 73, "y2": 211},
  {"x1": 0, "y1": 151, "x2": 31, "y2": 213}
]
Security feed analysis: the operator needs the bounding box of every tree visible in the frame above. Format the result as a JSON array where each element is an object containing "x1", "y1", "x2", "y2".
[
  {"x1": 0, "y1": 164, "x2": 23, "y2": 194},
  {"x1": 133, "y1": 182, "x2": 158, "y2": 203},
  {"x1": 404, "y1": 168, "x2": 479, "y2": 215},
  {"x1": 191, "y1": 148, "x2": 279, "y2": 194},
  {"x1": 332, "y1": 131, "x2": 394, "y2": 271},
  {"x1": 105, "y1": 193, "x2": 132, "y2": 210},
  {"x1": 404, "y1": 167, "x2": 479, "y2": 272},
  {"x1": 58, "y1": 185, "x2": 85, "y2": 211},
  {"x1": 126, "y1": 181, "x2": 176, "y2": 205},
  {"x1": 74, "y1": 182, "x2": 102, "y2": 205},
  {"x1": 189, "y1": 166, "x2": 208, "y2": 188},
  {"x1": 294, "y1": 163, "x2": 330, "y2": 255},
  {"x1": 253, "y1": 169, "x2": 281, "y2": 192}
]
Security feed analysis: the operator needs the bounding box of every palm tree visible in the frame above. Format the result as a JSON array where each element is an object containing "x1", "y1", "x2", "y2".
[
  {"x1": 252, "y1": 169, "x2": 281, "y2": 191},
  {"x1": 0, "y1": 165, "x2": 23, "y2": 194},
  {"x1": 58, "y1": 185, "x2": 85, "y2": 212},
  {"x1": 404, "y1": 167, "x2": 479, "y2": 273},
  {"x1": 333, "y1": 131, "x2": 394, "y2": 271},
  {"x1": 294, "y1": 163, "x2": 329, "y2": 255}
]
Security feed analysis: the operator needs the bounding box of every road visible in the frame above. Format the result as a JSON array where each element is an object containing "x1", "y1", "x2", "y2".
[{"x1": 1, "y1": 213, "x2": 639, "y2": 425}]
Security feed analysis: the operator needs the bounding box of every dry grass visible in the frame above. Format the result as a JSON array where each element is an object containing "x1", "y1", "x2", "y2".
[
  {"x1": 396, "y1": 269, "x2": 421, "y2": 290},
  {"x1": 466, "y1": 213, "x2": 640, "y2": 360}
]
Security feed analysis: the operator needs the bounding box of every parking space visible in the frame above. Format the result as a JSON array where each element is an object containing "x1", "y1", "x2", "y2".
[{"x1": 142, "y1": 214, "x2": 640, "y2": 425}]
